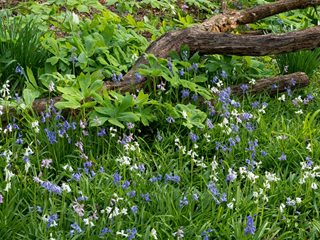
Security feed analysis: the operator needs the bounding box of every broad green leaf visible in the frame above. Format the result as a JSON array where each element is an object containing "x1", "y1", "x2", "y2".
[
  {"x1": 119, "y1": 95, "x2": 134, "y2": 112},
  {"x1": 57, "y1": 86, "x2": 83, "y2": 101},
  {"x1": 117, "y1": 112, "x2": 140, "y2": 122},
  {"x1": 26, "y1": 67, "x2": 38, "y2": 89},
  {"x1": 46, "y1": 56, "x2": 59, "y2": 65},
  {"x1": 78, "y1": 73, "x2": 91, "y2": 95},
  {"x1": 23, "y1": 88, "x2": 40, "y2": 107},
  {"x1": 81, "y1": 101, "x2": 96, "y2": 109},
  {"x1": 55, "y1": 100, "x2": 81, "y2": 109},
  {"x1": 108, "y1": 118, "x2": 125, "y2": 128}
]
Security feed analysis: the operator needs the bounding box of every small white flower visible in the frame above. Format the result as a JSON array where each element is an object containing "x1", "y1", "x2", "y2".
[
  {"x1": 278, "y1": 94, "x2": 286, "y2": 102},
  {"x1": 311, "y1": 182, "x2": 318, "y2": 190},
  {"x1": 265, "y1": 172, "x2": 280, "y2": 182},
  {"x1": 247, "y1": 171, "x2": 259, "y2": 183},
  {"x1": 25, "y1": 161, "x2": 31, "y2": 173},
  {"x1": 298, "y1": 177, "x2": 306, "y2": 184},
  {"x1": 249, "y1": 78, "x2": 256, "y2": 85},
  {"x1": 210, "y1": 86, "x2": 220, "y2": 94},
  {"x1": 61, "y1": 183, "x2": 71, "y2": 193},
  {"x1": 48, "y1": 81, "x2": 55, "y2": 92},
  {"x1": 116, "y1": 230, "x2": 128, "y2": 237},
  {"x1": 83, "y1": 218, "x2": 94, "y2": 227},
  {"x1": 4, "y1": 182, "x2": 11, "y2": 192},
  {"x1": 295, "y1": 109, "x2": 303, "y2": 115},
  {"x1": 280, "y1": 203, "x2": 286, "y2": 213},
  {"x1": 151, "y1": 228, "x2": 158, "y2": 239},
  {"x1": 116, "y1": 156, "x2": 131, "y2": 166},
  {"x1": 227, "y1": 202, "x2": 234, "y2": 209},
  {"x1": 63, "y1": 164, "x2": 73, "y2": 172},
  {"x1": 296, "y1": 197, "x2": 302, "y2": 204},
  {"x1": 263, "y1": 181, "x2": 270, "y2": 189},
  {"x1": 217, "y1": 80, "x2": 223, "y2": 88},
  {"x1": 181, "y1": 110, "x2": 188, "y2": 119},
  {"x1": 306, "y1": 143, "x2": 312, "y2": 152}
]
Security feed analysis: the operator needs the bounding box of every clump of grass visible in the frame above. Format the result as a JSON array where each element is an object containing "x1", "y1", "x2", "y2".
[
  {"x1": 0, "y1": 16, "x2": 49, "y2": 91},
  {"x1": 276, "y1": 48, "x2": 320, "y2": 77}
]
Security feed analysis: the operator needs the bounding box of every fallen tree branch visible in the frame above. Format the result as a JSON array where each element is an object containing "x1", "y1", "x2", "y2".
[
  {"x1": 111, "y1": 0, "x2": 320, "y2": 91},
  {"x1": 231, "y1": 72, "x2": 309, "y2": 96},
  {"x1": 110, "y1": 26, "x2": 320, "y2": 91},
  {"x1": 201, "y1": 0, "x2": 320, "y2": 32}
]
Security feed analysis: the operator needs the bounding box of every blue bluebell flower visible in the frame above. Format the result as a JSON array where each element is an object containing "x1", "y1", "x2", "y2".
[{"x1": 244, "y1": 215, "x2": 256, "y2": 235}]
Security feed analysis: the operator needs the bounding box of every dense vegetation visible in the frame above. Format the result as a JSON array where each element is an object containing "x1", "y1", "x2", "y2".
[{"x1": 0, "y1": 0, "x2": 320, "y2": 239}]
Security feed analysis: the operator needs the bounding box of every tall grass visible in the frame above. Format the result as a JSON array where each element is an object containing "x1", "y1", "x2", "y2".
[
  {"x1": 0, "y1": 16, "x2": 49, "y2": 91},
  {"x1": 276, "y1": 48, "x2": 320, "y2": 77}
]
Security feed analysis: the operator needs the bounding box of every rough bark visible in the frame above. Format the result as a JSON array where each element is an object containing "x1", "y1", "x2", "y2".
[
  {"x1": 115, "y1": 0, "x2": 320, "y2": 91},
  {"x1": 231, "y1": 72, "x2": 309, "y2": 96},
  {"x1": 201, "y1": 0, "x2": 320, "y2": 33},
  {"x1": 112, "y1": 26, "x2": 320, "y2": 91}
]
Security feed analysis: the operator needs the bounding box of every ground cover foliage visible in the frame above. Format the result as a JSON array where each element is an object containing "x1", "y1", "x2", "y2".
[{"x1": 0, "y1": 0, "x2": 320, "y2": 239}]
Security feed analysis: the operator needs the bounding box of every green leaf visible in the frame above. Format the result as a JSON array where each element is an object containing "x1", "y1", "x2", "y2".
[
  {"x1": 57, "y1": 86, "x2": 83, "y2": 101},
  {"x1": 94, "y1": 106, "x2": 116, "y2": 116},
  {"x1": 78, "y1": 52, "x2": 88, "y2": 68},
  {"x1": 119, "y1": 95, "x2": 133, "y2": 112},
  {"x1": 89, "y1": 80, "x2": 103, "y2": 93},
  {"x1": 46, "y1": 56, "x2": 59, "y2": 65},
  {"x1": 26, "y1": 67, "x2": 38, "y2": 90},
  {"x1": 78, "y1": 73, "x2": 91, "y2": 95},
  {"x1": 23, "y1": 88, "x2": 40, "y2": 107},
  {"x1": 106, "y1": 54, "x2": 120, "y2": 67},
  {"x1": 108, "y1": 118, "x2": 125, "y2": 128},
  {"x1": 81, "y1": 101, "x2": 96, "y2": 109},
  {"x1": 97, "y1": 56, "x2": 108, "y2": 65},
  {"x1": 117, "y1": 112, "x2": 140, "y2": 122},
  {"x1": 55, "y1": 100, "x2": 81, "y2": 110},
  {"x1": 76, "y1": 4, "x2": 89, "y2": 13}
]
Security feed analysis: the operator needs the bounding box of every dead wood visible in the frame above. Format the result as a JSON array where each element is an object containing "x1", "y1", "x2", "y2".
[
  {"x1": 231, "y1": 72, "x2": 309, "y2": 96},
  {"x1": 114, "y1": 0, "x2": 320, "y2": 91}
]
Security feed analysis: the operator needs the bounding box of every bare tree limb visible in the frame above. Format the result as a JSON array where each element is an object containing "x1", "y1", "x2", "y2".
[
  {"x1": 231, "y1": 72, "x2": 309, "y2": 96},
  {"x1": 201, "y1": 0, "x2": 320, "y2": 32}
]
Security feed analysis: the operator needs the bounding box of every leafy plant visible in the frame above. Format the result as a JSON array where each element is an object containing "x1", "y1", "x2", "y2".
[
  {"x1": 55, "y1": 72, "x2": 103, "y2": 110},
  {"x1": 90, "y1": 90, "x2": 157, "y2": 128}
]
